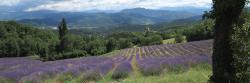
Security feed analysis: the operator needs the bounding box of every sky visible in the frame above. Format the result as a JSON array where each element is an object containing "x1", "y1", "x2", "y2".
[{"x1": 0, "y1": 0, "x2": 212, "y2": 12}]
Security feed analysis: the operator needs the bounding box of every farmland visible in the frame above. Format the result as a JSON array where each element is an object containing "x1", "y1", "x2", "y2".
[{"x1": 0, "y1": 39, "x2": 213, "y2": 82}]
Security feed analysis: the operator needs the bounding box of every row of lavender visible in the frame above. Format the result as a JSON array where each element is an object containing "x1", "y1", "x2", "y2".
[
  {"x1": 0, "y1": 40, "x2": 213, "y2": 82},
  {"x1": 0, "y1": 57, "x2": 115, "y2": 81},
  {"x1": 113, "y1": 39, "x2": 212, "y2": 76},
  {"x1": 118, "y1": 39, "x2": 212, "y2": 59}
]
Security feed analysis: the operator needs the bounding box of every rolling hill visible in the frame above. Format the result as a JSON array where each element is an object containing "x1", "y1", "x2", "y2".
[
  {"x1": 0, "y1": 39, "x2": 213, "y2": 82},
  {"x1": 0, "y1": 8, "x2": 201, "y2": 29}
]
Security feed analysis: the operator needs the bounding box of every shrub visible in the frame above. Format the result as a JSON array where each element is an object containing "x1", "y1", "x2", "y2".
[{"x1": 175, "y1": 35, "x2": 187, "y2": 43}]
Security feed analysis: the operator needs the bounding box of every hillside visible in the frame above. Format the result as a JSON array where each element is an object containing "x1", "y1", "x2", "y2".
[
  {"x1": 107, "y1": 39, "x2": 212, "y2": 57},
  {"x1": 0, "y1": 40, "x2": 213, "y2": 82},
  {"x1": 70, "y1": 15, "x2": 202, "y2": 34},
  {"x1": 0, "y1": 8, "x2": 201, "y2": 29}
]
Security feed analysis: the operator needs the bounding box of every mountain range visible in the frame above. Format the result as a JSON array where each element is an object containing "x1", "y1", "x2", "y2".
[{"x1": 0, "y1": 7, "x2": 207, "y2": 29}]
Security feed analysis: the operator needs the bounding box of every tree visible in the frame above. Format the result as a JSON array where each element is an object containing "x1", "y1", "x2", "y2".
[
  {"x1": 85, "y1": 38, "x2": 106, "y2": 56},
  {"x1": 57, "y1": 18, "x2": 68, "y2": 53},
  {"x1": 184, "y1": 19, "x2": 214, "y2": 41},
  {"x1": 118, "y1": 38, "x2": 133, "y2": 49},
  {"x1": 106, "y1": 38, "x2": 117, "y2": 52},
  {"x1": 232, "y1": 20, "x2": 250, "y2": 83},
  {"x1": 4, "y1": 37, "x2": 20, "y2": 57},
  {"x1": 202, "y1": 10, "x2": 215, "y2": 20},
  {"x1": 210, "y1": 0, "x2": 247, "y2": 83}
]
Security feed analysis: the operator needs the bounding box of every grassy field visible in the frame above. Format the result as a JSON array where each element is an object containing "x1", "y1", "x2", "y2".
[{"x1": 41, "y1": 64, "x2": 211, "y2": 83}]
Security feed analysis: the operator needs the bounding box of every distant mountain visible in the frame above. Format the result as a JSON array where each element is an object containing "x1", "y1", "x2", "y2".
[
  {"x1": 159, "y1": 6, "x2": 210, "y2": 15},
  {"x1": 84, "y1": 15, "x2": 203, "y2": 34},
  {"x1": 0, "y1": 8, "x2": 203, "y2": 29}
]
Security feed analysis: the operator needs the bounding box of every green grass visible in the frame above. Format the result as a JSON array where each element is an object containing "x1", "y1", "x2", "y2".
[
  {"x1": 0, "y1": 64, "x2": 211, "y2": 83},
  {"x1": 38, "y1": 64, "x2": 211, "y2": 83},
  {"x1": 0, "y1": 77, "x2": 16, "y2": 83},
  {"x1": 97, "y1": 64, "x2": 211, "y2": 83}
]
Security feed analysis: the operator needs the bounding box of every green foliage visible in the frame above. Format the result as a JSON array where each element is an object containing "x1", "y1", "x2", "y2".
[
  {"x1": 183, "y1": 19, "x2": 214, "y2": 41},
  {"x1": 106, "y1": 38, "x2": 118, "y2": 52},
  {"x1": 63, "y1": 50, "x2": 88, "y2": 59},
  {"x1": 86, "y1": 38, "x2": 107, "y2": 56},
  {"x1": 175, "y1": 35, "x2": 186, "y2": 43},
  {"x1": 117, "y1": 38, "x2": 133, "y2": 49},
  {"x1": 1, "y1": 37, "x2": 21, "y2": 57},
  {"x1": 57, "y1": 18, "x2": 68, "y2": 53},
  {"x1": 0, "y1": 21, "x2": 58, "y2": 57},
  {"x1": 63, "y1": 34, "x2": 86, "y2": 52},
  {"x1": 157, "y1": 19, "x2": 214, "y2": 43},
  {"x1": 232, "y1": 19, "x2": 250, "y2": 83},
  {"x1": 161, "y1": 33, "x2": 175, "y2": 40},
  {"x1": 139, "y1": 34, "x2": 163, "y2": 46},
  {"x1": 0, "y1": 18, "x2": 216, "y2": 61},
  {"x1": 202, "y1": 10, "x2": 215, "y2": 20},
  {"x1": 162, "y1": 38, "x2": 176, "y2": 44},
  {"x1": 58, "y1": 18, "x2": 68, "y2": 40}
]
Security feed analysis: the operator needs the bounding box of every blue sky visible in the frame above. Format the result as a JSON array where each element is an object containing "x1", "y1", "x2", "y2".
[{"x1": 0, "y1": 0, "x2": 212, "y2": 12}]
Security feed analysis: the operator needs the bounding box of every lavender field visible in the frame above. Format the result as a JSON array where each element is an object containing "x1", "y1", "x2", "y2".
[{"x1": 0, "y1": 40, "x2": 213, "y2": 82}]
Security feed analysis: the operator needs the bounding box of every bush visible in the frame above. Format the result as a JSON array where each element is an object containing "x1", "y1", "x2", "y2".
[
  {"x1": 183, "y1": 19, "x2": 214, "y2": 41},
  {"x1": 139, "y1": 34, "x2": 163, "y2": 46},
  {"x1": 175, "y1": 35, "x2": 187, "y2": 43},
  {"x1": 117, "y1": 38, "x2": 133, "y2": 49}
]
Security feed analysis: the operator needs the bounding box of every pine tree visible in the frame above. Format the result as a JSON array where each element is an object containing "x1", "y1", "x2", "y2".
[{"x1": 57, "y1": 18, "x2": 68, "y2": 53}]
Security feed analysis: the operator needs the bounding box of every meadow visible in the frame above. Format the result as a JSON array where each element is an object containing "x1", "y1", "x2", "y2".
[{"x1": 0, "y1": 40, "x2": 213, "y2": 83}]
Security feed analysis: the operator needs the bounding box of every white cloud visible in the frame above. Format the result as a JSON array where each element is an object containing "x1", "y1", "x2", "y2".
[
  {"x1": 25, "y1": 0, "x2": 212, "y2": 12},
  {"x1": 0, "y1": 0, "x2": 21, "y2": 6}
]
